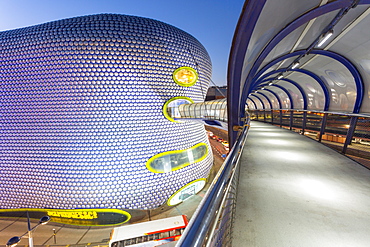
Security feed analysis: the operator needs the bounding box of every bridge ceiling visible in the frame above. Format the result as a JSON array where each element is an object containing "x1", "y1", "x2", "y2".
[
  {"x1": 246, "y1": 98, "x2": 257, "y2": 110},
  {"x1": 257, "y1": 90, "x2": 281, "y2": 109},
  {"x1": 249, "y1": 95, "x2": 264, "y2": 109},
  {"x1": 228, "y1": 0, "x2": 370, "y2": 137}
]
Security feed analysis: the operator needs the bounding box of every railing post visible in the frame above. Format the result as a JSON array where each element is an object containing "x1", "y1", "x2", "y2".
[
  {"x1": 263, "y1": 110, "x2": 266, "y2": 122},
  {"x1": 318, "y1": 113, "x2": 328, "y2": 142},
  {"x1": 302, "y1": 111, "x2": 307, "y2": 135},
  {"x1": 342, "y1": 116, "x2": 358, "y2": 154},
  {"x1": 279, "y1": 110, "x2": 283, "y2": 128},
  {"x1": 289, "y1": 111, "x2": 293, "y2": 130},
  {"x1": 271, "y1": 110, "x2": 274, "y2": 124}
]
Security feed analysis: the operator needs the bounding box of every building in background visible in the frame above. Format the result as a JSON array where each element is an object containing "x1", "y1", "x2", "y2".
[
  {"x1": 1, "y1": 14, "x2": 213, "y2": 223},
  {"x1": 205, "y1": 86, "x2": 227, "y2": 101}
]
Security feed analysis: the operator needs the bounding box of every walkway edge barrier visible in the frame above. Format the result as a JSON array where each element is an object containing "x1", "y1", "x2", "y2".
[
  {"x1": 250, "y1": 109, "x2": 370, "y2": 169},
  {"x1": 177, "y1": 114, "x2": 250, "y2": 247}
]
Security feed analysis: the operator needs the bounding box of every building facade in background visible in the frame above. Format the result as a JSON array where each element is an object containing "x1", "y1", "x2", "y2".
[
  {"x1": 1, "y1": 14, "x2": 213, "y2": 213},
  {"x1": 205, "y1": 86, "x2": 227, "y2": 101}
]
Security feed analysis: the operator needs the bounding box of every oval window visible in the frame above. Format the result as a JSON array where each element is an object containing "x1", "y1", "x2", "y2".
[
  {"x1": 146, "y1": 143, "x2": 208, "y2": 173},
  {"x1": 163, "y1": 96, "x2": 193, "y2": 122},
  {"x1": 173, "y1": 66, "x2": 198, "y2": 86},
  {"x1": 167, "y1": 178, "x2": 207, "y2": 206}
]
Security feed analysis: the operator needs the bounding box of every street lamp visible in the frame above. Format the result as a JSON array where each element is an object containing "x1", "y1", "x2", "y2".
[
  {"x1": 6, "y1": 237, "x2": 20, "y2": 247},
  {"x1": 6, "y1": 212, "x2": 50, "y2": 247}
]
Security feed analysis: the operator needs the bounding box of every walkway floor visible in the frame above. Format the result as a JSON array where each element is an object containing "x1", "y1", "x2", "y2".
[{"x1": 233, "y1": 121, "x2": 370, "y2": 247}]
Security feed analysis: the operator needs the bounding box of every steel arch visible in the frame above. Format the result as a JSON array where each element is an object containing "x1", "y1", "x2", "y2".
[
  {"x1": 259, "y1": 77, "x2": 308, "y2": 110},
  {"x1": 240, "y1": 0, "x2": 364, "y2": 114},
  {"x1": 256, "y1": 91, "x2": 273, "y2": 109},
  {"x1": 270, "y1": 84, "x2": 294, "y2": 109},
  {"x1": 250, "y1": 49, "x2": 363, "y2": 112},
  {"x1": 264, "y1": 88, "x2": 283, "y2": 109},
  {"x1": 250, "y1": 94, "x2": 266, "y2": 109}
]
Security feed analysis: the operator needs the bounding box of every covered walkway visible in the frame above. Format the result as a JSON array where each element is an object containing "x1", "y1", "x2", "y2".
[{"x1": 233, "y1": 121, "x2": 370, "y2": 247}]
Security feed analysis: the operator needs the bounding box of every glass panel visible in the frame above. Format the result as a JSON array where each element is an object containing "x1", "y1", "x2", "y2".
[
  {"x1": 304, "y1": 56, "x2": 357, "y2": 112},
  {"x1": 173, "y1": 66, "x2": 198, "y2": 87},
  {"x1": 276, "y1": 89, "x2": 291, "y2": 109},
  {"x1": 250, "y1": 95, "x2": 263, "y2": 109},
  {"x1": 288, "y1": 72, "x2": 326, "y2": 111},
  {"x1": 167, "y1": 99, "x2": 191, "y2": 118},
  {"x1": 195, "y1": 103, "x2": 202, "y2": 117},
  {"x1": 163, "y1": 97, "x2": 193, "y2": 122},
  {"x1": 278, "y1": 81, "x2": 305, "y2": 110},
  {"x1": 147, "y1": 143, "x2": 208, "y2": 173},
  {"x1": 247, "y1": 99, "x2": 256, "y2": 110},
  {"x1": 167, "y1": 178, "x2": 206, "y2": 206},
  {"x1": 258, "y1": 93, "x2": 271, "y2": 109},
  {"x1": 264, "y1": 91, "x2": 280, "y2": 109}
]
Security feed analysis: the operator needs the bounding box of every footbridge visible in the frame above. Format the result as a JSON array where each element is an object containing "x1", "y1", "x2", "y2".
[{"x1": 177, "y1": 0, "x2": 370, "y2": 246}]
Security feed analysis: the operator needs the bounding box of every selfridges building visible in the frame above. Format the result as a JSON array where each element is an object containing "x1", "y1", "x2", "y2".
[{"x1": 1, "y1": 14, "x2": 213, "y2": 216}]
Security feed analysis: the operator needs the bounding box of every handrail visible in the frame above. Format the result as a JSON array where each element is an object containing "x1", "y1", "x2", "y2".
[
  {"x1": 253, "y1": 109, "x2": 370, "y2": 118},
  {"x1": 177, "y1": 115, "x2": 250, "y2": 246}
]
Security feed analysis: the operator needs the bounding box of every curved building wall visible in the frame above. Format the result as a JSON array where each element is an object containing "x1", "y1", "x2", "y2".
[{"x1": 0, "y1": 14, "x2": 213, "y2": 210}]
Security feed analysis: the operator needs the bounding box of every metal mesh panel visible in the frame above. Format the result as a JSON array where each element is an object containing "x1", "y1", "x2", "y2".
[
  {"x1": 292, "y1": 111, "x2": 304, "y2": 130},
  {"x1": 281, "y1": 110, "x2": 291, "y2": 127},
  {"x1": 258, "y1": 110, "x2": 264, "y2": 122},
  {"x1": 255, "y1": 111, "x2": 262, "y2": 121},
  {"x1": 348, "y1": 117, "x2": 370, "y2": 168},
  {"x1": 250, "y1": 111, "x2": 257, "y2": 120},
  {"x1": 321, "y1": 114, "x2": 350, "y2": 152},
  {"x1": 208, "y1": 160, "x2": 240, "y2": 247},
  {"x1": 304, "y1": 112, "x2": 324, "y2": 140},
  {"x1": 264, "y1": 110, "x2": 272, "y2": 123},
  {"x1": 325, "y1": 114, "x2": 351, "y2": 136},
  {"x1": 306, "y1": 113, "x2": 323, "y2": 132},
  {"x1": 272, "y1": 110, "x2": 281, "y2": 125},
  {"x1": 250, "y1": 110, "x2": 370, "y2": 169},
  {"x1": 177, "y1": 117, "x2": 250, "y2": 247}
]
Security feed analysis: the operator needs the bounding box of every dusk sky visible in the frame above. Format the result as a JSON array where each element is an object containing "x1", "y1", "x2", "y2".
[{"x1": 0, "y1": 0, "x2": 245, "y2": 86}]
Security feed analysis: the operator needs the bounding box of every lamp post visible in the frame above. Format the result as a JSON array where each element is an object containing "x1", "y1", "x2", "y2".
[{"x1": 6, "y1": 212, "x2": 50, "y2": 247}]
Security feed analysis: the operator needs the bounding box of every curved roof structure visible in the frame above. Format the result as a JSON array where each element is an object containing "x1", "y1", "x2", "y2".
[{"x1": 228, "y1": 0, "x2": 370, "y2": 143}]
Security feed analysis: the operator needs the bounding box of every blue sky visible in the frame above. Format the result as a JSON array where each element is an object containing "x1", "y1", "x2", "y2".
[{"x1": 0, "y1": 0, "x2": 245, "y2": 86}]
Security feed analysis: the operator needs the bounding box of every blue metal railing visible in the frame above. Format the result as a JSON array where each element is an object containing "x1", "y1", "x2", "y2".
[{"x1": 177, "y1": 114, "x2": 250, "y2": 247}]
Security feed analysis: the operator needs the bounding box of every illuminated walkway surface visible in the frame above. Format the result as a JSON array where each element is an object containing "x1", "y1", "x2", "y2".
[{"x1": 233, "y1": 121, "x2": 370, "y2": 247}]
